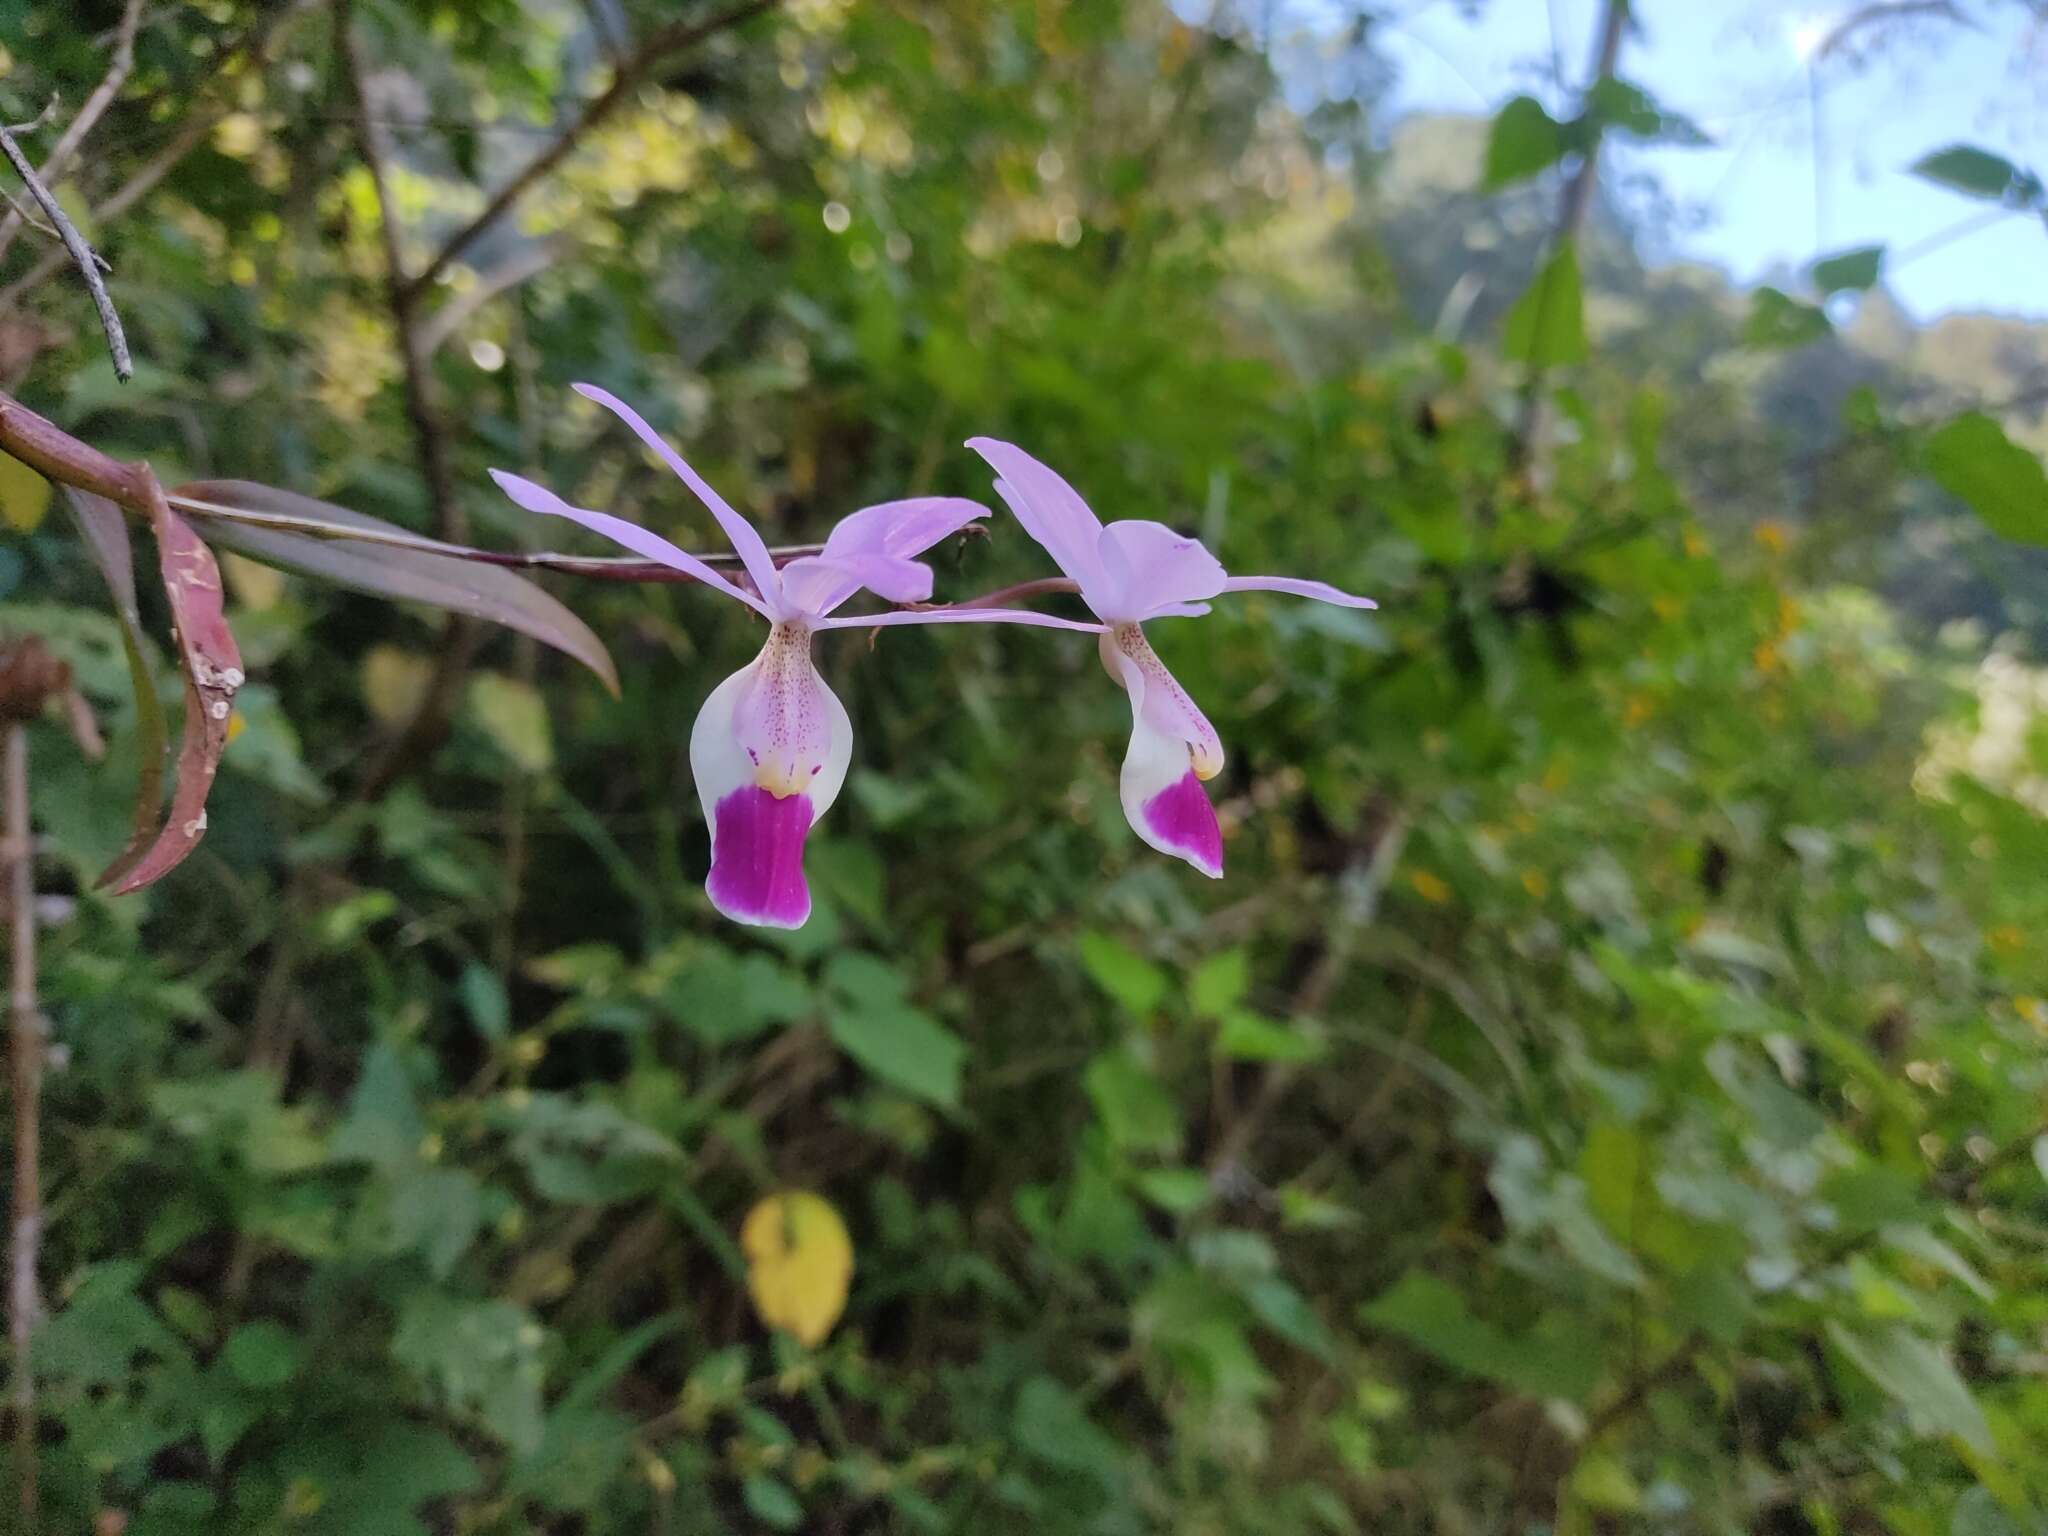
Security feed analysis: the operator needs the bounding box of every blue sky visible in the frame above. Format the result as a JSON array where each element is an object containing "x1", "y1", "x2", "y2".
[{"x1": 1367, "y1": 0, "x2": 2048, "y2": 321}]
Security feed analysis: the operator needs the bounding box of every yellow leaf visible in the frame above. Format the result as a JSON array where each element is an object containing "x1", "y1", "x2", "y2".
[
  {"x1": 466, "y1": 672, "x2": 553, "y2": 773},
  {"x1": 361, "y1": 645, "x2": 432, "y2": 726},
  {"x1": 0, "y1": 451, "x2": 51, "y2": 533},
  {"x1": 740, "y1": 1192, "x2": 853, "y2": 1348}
]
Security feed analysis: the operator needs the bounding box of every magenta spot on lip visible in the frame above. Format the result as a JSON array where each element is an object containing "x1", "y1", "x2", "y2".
[
  {"x1": 707, "y1": 786, "x2": 815, "y2": 927},
  {"x1": 1143, "y1": 771, "x2": 1223, "y2": 877}
]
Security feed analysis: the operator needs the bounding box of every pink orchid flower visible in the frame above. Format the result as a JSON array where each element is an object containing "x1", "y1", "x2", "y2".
[
  {"x1": 492, "y1": 385, "x2": 1094, "y2": 928},
  {"x1": 964, "y1": 437, "x2": 1376, "y2": 880}
]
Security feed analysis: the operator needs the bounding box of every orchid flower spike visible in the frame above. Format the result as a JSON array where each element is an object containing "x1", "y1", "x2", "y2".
[
  {"x1": 964, "y1": 437, "x2": 1376, "y2": 880},
  {"x1": 491, "y1": 385, "x2": 1096, "y2": 928}
]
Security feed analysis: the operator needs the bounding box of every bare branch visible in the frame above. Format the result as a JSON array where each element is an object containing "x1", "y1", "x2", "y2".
[
  {"x1": 0, "y1": 0, "x2": 146, "y2": 265},
  {"x1": 0, "y1": 122, "x2": 132, "y2": 380},
  {"x1": 400, "y1": 0, "x2": 779, "y2": 305}
]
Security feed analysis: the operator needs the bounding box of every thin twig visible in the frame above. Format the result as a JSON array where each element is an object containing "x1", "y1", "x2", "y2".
[
  {"x1": 0, "y1": 122, "x2": 132, "y2": 380},
  {"x1": 4, "y1": 722, "x2": 42, "y2": 1526},
  {"x1": 339, "y1": 2, "x2": 478, "y2": 796},
  {"x1": 1206, "y1": 807, "x2": 1412, "y2": 1176},
  {"x1": 0, "y1": 0, "x2": 146, "y2": 265},
  {"x1": 400, "y1": 0, "x2": 779, "y2": 305}
]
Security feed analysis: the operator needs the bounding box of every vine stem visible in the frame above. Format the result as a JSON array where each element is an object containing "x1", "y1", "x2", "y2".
[{"x1": 5, "y1": 722, "x2": 41, "y2": 1527}]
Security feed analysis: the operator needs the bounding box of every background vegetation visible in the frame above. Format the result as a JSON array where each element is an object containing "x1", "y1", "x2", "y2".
[{"x1": 3, "y1": 1, "x2": 2048, "y2": 1531}]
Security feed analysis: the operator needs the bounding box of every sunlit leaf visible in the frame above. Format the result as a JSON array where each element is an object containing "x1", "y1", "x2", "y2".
[
  {"x1": 467, "y1": 672, "x2": 553, "y2": 772},
  {"x1": 1810, "y1": 244, "x2": 1884, "y2": 295},
  {"x1": 1825, "y1": 1321, "x2": 1994, "y2": 1455},
  {"x1": 1909, "y1": 145, "x2": 2038, "y2": 204},
  {"x1": 1743, "y1": 287, "x2": 1832, "y2": 350},
  {"x1": 1925, "y1": 412, "x2": 2048, "y2": 546},
  {"x1": 1483, "y1": 96, "x2": 1567, "y2": 190},
  {"x1": 0, "y1": 450, "x2": 51, "y2": 532},
  {"x1": 1503, "y1": 242, "x2": 1586, "y2": 368}
]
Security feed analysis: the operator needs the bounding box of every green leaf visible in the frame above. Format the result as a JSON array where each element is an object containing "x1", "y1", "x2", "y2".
[
  {"x1": 823, "y1": 952, "x2": 965, "y2": 1108},
  {"x1": 1483, "y1": 96, "x2": 1567, "y2": 189},
  {"x1": 1926, "y1": 412, "x2": 2048, "y2": 546},
  {"x1": 1909, "y1": 145, "x2": 2032, "y2": 203},
  {"x1": 1825, "y1": 1321, "x2": 1994, "y2": 1455},
  {"x1": 1078, "y1": 932, "x2": 1168, "y2": 1015},
  {"x1": 1360, "y1": 1270, "x2": 1602, "y2": 1401},
  {"x1": 330, "y1": 1045, "x2": 425, "y2": 1170},
  {"x1": 1583, "y1": 78, "x2": 1710, "y2": 146},
  {"x1": 742, "y1": 1476, "x2": 806, "y2": 1531},
  {"x1": 1810, "y1": 244, "x2": 1884, "y2": 295},
  {"x1": 1085, "y1": 1049, "x2": 1182, "y2": 1157},
  {"x1": 1188, "y1": 949, "x2": 1249, "y2": 1018},
  {"x1": 1743, "y1": 287, "x2": 1832, "y2": 349},
  {"x1": 466, "y1": 673, "x2": 553, "y2": 772},
  {"x1": 458, "y1": 964, "x2": 510, "y2": 1041},
  {"x1": 222, "y1": 1320, "x2": 303, "y2": 1389},
  {"x1": 1014, "y1": 1375, "x2": 1125, "y2": 1482},
  {"x1": 392, "y1": 1292, "x2": 546, "y2": 1455},
  {"x1": 1215, "y1": 1010, "x2": 1324, "y2": 1063},
  {"x1": 1503, "y1": 243, "x2": 1587, "y2": 368}
]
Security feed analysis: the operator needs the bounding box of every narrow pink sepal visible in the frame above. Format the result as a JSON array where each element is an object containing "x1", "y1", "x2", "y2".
[
  {"x1": 572, "y1": 383, "x2": 789, "y2": 614},
  {"x1": 1221, "y1": 575, "x2": 1377, "y2": 609},
  {"x1": 488, "y1": 468, "x2": 774, "y2": 618},
  {"x1": 1141, "y1": 772, "x2": 1224, "y2": 879},
  {"x1": 706, "y1": 786, "x2": 815, "y2": 928}
]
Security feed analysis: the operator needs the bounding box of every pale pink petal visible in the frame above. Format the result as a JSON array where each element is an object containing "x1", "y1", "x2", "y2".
[
  {"x1": 1145, "y1": 603, "x2": 1213, "y2": 619},
  {"x1": 689, "y1": 642, "x2": 852, "y2": 929},
  {"x1": 1103, "y1": 640, "x2": 1224, "y2": 878},
  {"x1": 1096, "y1": 520, "x2": 1227, "y2": 621},
  {"x1": 573, "y1": 383, "x2": 788, "y2": 614},
  {"x1": 818, "y1": 607, "x2": 1105, "y2": 633},
  {"x1": 1221, "y1": 575, "x2": 1377, "y2": 608},
  {"x1": 963, "y1": 438, "x2": 1111, "y2": 606},
  {"x1": 822, "y1": 497, "x2": 985, "y2": 563},
  {"x1": 777, "y1": 552, "x2": 933, "y2": 618},
  {"x1": 489, "y1": 469, "x2": 774, "y2": 619}
]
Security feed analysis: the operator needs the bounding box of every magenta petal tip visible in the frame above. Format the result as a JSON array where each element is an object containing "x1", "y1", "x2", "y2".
[
  {"x1": 1142, "y1": 771, "x2": 1224, "y2": 879},
  {"x1": 706, "y1": 786, "x2": 816, "y2": 928}
]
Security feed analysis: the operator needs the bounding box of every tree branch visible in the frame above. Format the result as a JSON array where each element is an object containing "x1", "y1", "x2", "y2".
[
  {"x1": 0, "y1": 0, "x2": 146, "y2": 266},
  {"x1": 0, "y1": 120, "x2": 132, "y2": 380},
  {"x1": 399, "y1": 0, "x2": 779, "y2": 306}
]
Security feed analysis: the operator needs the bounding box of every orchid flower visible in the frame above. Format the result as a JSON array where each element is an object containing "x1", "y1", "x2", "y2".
[
  {"x1": 489, "y1": 385, "x2": 1095, "y2": 928},
  {"x1": 963, "y1": 437, "x2": 1376, "y2": 880}
]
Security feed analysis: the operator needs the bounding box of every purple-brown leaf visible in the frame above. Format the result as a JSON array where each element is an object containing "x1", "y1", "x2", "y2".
[
  {"x1": 98, "y1": 492, "x2": 243, "y2": 894},
  {"x1": 170, "y1": 479, "x2": 619, "y2": 694}
]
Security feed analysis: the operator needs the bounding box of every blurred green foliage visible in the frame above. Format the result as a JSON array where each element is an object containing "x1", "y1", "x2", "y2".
[{"x1": 3, "y1": 1, "x2": 2048, "y2": 1533}]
